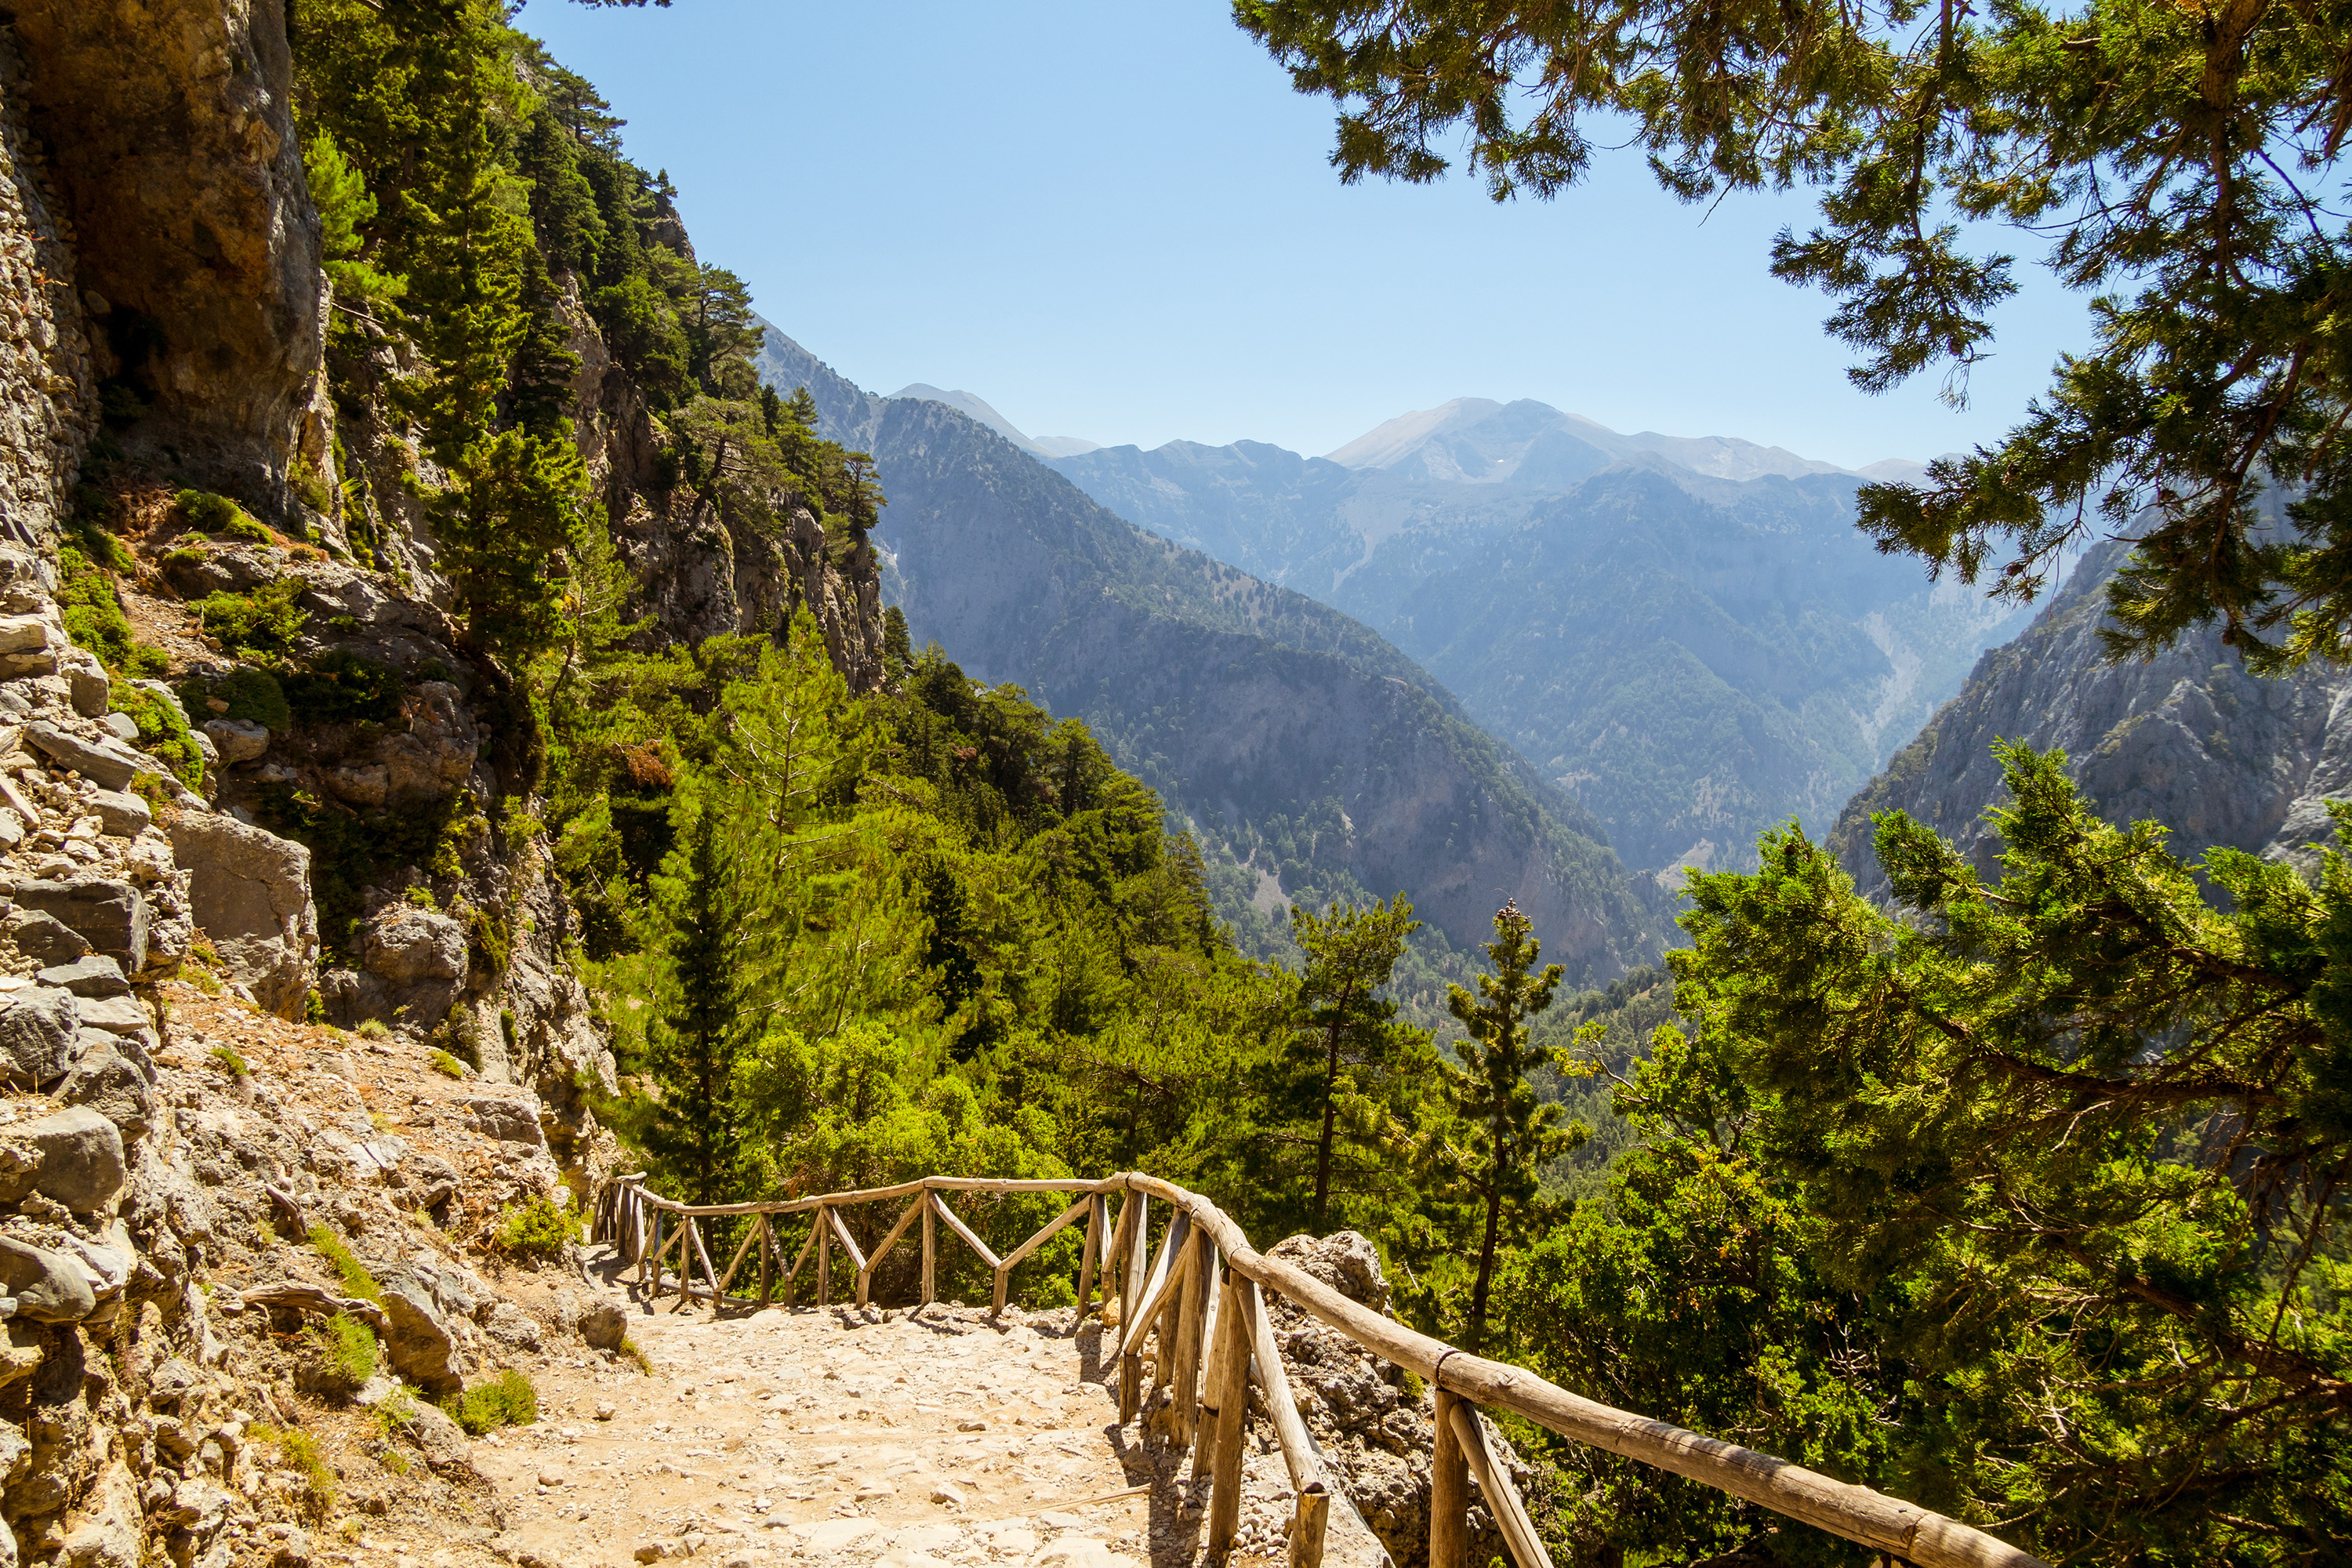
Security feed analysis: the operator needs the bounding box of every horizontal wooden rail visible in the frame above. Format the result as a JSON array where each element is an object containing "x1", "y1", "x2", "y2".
[{"x1": 593, "y1": 1171, "x2": 2045, "y2": 1568}]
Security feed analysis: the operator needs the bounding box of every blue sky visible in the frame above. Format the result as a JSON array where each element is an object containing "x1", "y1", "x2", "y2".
[{"x1": 517, "y1": 0, "x2": 2089, "y2": 470}]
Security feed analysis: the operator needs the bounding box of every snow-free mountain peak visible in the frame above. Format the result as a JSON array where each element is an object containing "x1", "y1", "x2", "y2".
[
  {"x1": 1324, "y1": 397, "x2": 1915, "y2": 485},
  {"x1": 887, "y1": 383, "x2": 1099, "y2": 459}
]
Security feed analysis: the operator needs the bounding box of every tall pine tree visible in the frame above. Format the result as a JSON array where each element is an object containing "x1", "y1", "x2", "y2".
[
  {"x1": 1285, "y1": 895, "x2": 1426, "y2": 1232},
  {"x1": 1440, "y1": 899, "x2": 1578, "y2": 1354}
]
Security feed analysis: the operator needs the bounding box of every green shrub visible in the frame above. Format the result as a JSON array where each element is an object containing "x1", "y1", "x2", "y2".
[
  {"x1": 110, "y1": 681, "x2": 205, "y2": 789},
  {"x1": 56, "y1": 545, "x2": 137, "y2": 670},
  {"x1": 405, "y1": 884, "x2": 438, "y2": 909},
  {"x1": 282, "y1": 648, "x2": 406, "y2": 726},
  {"x1": 303, "y1": 1308, "x2": 379, "y2": 1392},
  {"x1": 198, "y1": 579, "x2": 309, "y2": 662},
  {"x1": 307, "y1": 1224, "x2": 379, "y2": 1301},
  {"x1": 176, "y1": 488, "x2": 250, "y2": 533},
  {"x1": 619, "y1": 1337, "x2": 653, "y2": 1376},
  {"x1": 428, "y1": 1049, "x2": 466, "y2": 1080},
  {"x1": 445, "y1": 1369, "x2": 537, "y2": 1435},
  {"x1": 252, "y1": 1422, "x2": 337, "y2": 1523},
  {"x1": 164, "y1": 545, "x2": 207, "y2": 568},
  {"x1": 305, "y1": 989, "x2": 327, "y2": 1025},
  {"x1": 355, "y1": 1018, "x2": 390, "y2": 1041},
  {"x1": 494, "y1": 1194, "x2": 575, "y2": 1261},
  {"x1": 208, "y1": 1044, "x2": 249, "y2": 1079},
  {"x1": 225, "y1": 517, "x2": 276, "y2": 545},
  {"x1": 180, "y1": 666, "x2": 292, "y2": 733}
]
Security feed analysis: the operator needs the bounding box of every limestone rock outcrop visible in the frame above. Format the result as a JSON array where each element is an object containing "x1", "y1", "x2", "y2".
[
  {"x1": 164, "y1": 810, "x2": 315, "y2": 1017},
  {"x1": 9, "y1": 0, "x2": 330, "y2": 514},
  {"x1": 1831, "y1": 542, "x2": 2352, "y2": 895}
]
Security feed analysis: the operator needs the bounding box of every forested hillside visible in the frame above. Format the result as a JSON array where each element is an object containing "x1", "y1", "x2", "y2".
[
  {"x1": 756, "y1": 328, "x2": 1668, "y2": 982},
  {"x1": 1051, "y1": 412, "x2": 2025, "y2": 870}
]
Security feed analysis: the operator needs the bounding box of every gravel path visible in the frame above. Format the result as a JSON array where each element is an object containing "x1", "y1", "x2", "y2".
[{"x1": 466, "y1": 1288, "x2": 1305, "y2": 1568}]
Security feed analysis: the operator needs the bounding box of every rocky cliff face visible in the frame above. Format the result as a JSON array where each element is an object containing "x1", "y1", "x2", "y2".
[
  {"x1": 0, "y1": 9, "x2": 886, "y2": 1564},
  {"x1": 1828, "y1": 543, "x2": 2352, "y2": 895}
]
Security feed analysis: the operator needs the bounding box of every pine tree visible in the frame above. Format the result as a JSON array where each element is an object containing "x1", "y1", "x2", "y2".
[
  {"x1": 1286, "y1": 895, "x2": 1425, "y2": 1232},
  {"x1": 1440, "y1": 898, "x2": 1577, "y2": 1354},
  {"x1": 641, "y1": 784, "x2": 753, "y2": 1207}
]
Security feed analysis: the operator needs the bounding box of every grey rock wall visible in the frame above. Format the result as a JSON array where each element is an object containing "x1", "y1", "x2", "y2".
[
  {"x1": 1829, "y1": 543, "x2": 2352, "y2": 894},
  {"x1": 0, "y1": 29, "x2": 96, "y2": 550}
]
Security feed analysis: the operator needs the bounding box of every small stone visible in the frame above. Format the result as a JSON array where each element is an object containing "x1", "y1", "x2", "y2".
[
  {"x1": 579, "y1": 1301, "x2": 629, "y2": 1351},
  {"x1": 73, "y1": 993, "x2": 149, "y2": 1037},
  {"x1": 928, "y1": 1482, "x2": 966, "y2": 1509},
  {"x1": 96, "y1": 712, "x2": 139, "y2": 742},
  {"x1": 537, "y1": 1468, "x2": 565, "y2": 1486},
  {"x1": 632, "y1": 1544, "x2": 665, "y2": 1564},
  {"x1": 594, "y1": 1402, "x2": 616, "y2": 1421},
  {"x1": 956, "y1": 1418, "x2": 987, "y2": 1432}
]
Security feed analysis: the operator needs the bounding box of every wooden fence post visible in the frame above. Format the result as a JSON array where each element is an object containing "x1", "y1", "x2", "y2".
[
  {"x1": 648, "y1": 1212, "x2": 663, "y2": 1299},
  {"x1": 758, "y1": 1214, "x2": 773, "y2": 1305},
  {"x1": 1203, "y1": 1275, "x2": 1251, "y2": 1556},
  {"x1": 1168, "y1": 1232, "x2": 1210, "y2": 1447},
  {"x1": 1289, "y1": 1486, "x2": 1330, "y2": 1568},
  {"x1": 1432, "y1": 1386, "x2": 1469, "y2": 1568},
  {"x1": 920, "y1": 1190, "x2": 937, "y2": 1308},
  {"x1": 1076, "y1": 1194, "x2": 1103, "y2": 1321},
  {"x1": 815, "y1": 1207, "x2": 831, "y2": 1308}
]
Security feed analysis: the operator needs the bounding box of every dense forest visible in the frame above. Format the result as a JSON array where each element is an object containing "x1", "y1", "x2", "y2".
[{"x1": 82, "y1": 0, "x2": 2325, "y2": 1562}]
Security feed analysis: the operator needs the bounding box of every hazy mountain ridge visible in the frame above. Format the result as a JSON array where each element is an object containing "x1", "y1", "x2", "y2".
[
  {"x1": 1050, "y1": 417, "x2": 2026, "y2": 870},
  {"x1": 758, "y1": 325, "x2": 1670, "y2": 978}
]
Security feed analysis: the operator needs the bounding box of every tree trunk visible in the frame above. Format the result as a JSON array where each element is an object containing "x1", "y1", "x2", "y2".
[
  {"x1": 1468, "y1": 1178, "x2": 1502, "y2": 1356},
  {"x1": 1312, "y1": 1024, "x2": 1341, "y2": 1231}
]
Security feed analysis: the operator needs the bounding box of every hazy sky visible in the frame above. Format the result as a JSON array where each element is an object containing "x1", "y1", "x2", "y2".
[{"x1": 517, "y1": 0, "x2": 2090, "y2": 470}]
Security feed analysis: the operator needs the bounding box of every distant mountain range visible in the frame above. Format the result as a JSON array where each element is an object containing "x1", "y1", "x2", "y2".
[
  {"x1": 763, "y1": 326, "x2": 1671, "y2": 982},
  {"x1": 887, "y1": 384, "x2": 1100, "y2": 459},
  {"x1": 1043, "y1": 402, "x2": 2017, "y2": 873}
]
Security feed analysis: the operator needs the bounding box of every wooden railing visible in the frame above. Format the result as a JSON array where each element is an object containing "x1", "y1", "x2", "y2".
[{"x1": 590, "y1": 1171, "x2": 2045, "y2": 1568}]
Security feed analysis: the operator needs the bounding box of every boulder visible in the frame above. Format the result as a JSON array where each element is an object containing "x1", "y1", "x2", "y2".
[
  {"x1": 12, "y1": 877, "x2": 149, "y2": 975},
  {"x1": 54, "y1": 1042, "x2": 157, "y2": 1141},
  {"x1": 456, "y1": 1090, "x2": 544, "y2": 1148},
  {"x1": 394, "y1": 1396, "x2": 474, "y2": 1475},
  {"x1": 363, "y1": 905, "x2": 466, "y2": 986},
  {"x1": 166, "y1": 810, "x2": 317, "y2": 1018},
  {"x1": 72, "y1": 993, "x2": 150, "y2": 1037},
  {"x1": 380, "y1": 681, "x2": 478, "y2": 800},
  {"x1": 376, "y1": 1271, "x2": 466, "y2": 1396},
  {"x1": 325, "y1": 764, "x2": 388, "y2": 808},
  {"x1": 5, "y1": 907, "x2": 90, "y2": 966},
  {"x1": 1, "y1": 1105, "x2": 128, "y2": 1212},
  {"x1": 1269, "y1": 1230, "x2": 1393, "y2": 1314},
  {"x1": 37, "y1": 955, "x2": 128, "y2": 997},
  {"x1": 483, "y1": 1301, "x2": 543, "y2": 1351},
  {"x1": 60, "y1": 648, "x2": 109, "y2": 720},
  {"x1": 0, "y1": 984, "x2": 81, "y2": 1084},
  {"x1": 201, "y1": 718, "x2": 267, "y2": 764},
  {"x1": 0, "y1": 1236, "x2": 96, "y2": 1323},
  {"x1": 85, "y1": 789, "x2": 150, "y2": 837},
  {"x1": 23, "y1": 723, "x2": 151, "y2": 790},
  {"x1": 579, "y1": 1301, "x2": 629, "y2": 1352},
  {"x1": 96, "y1": 712, "x2": 139, "y2": 742}
]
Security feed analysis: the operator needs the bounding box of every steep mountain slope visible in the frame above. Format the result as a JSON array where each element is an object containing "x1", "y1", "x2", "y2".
[
  {"x1": 1053, "y1": 425, "x2": 2025, "y2": 871},
  {"x1": 1828, "y1": 543, "x2": 2352, "y2": 896},
  {"x1": 759, "y1": 328, "x2": 1668, "y2": 977}
]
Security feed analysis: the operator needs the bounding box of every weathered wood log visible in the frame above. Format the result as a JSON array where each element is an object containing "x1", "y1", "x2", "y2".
[
  {"x1": 928, "y1": 1192, "x2": 1000, "y2": 1269},
  {"x1": 1120, "y1": 1210, "x2": 1192, "y2": 1362},
  {"x1": 646, "y1": 1211, "x2": 663, "y2": 1298},
  {"x1": 1120, "y1": 1174, "x2": 2044, "y2": 1568},
  {"x1": 816, "y1": 1207, "x2": 833, "y2": 1308},
  {"x1": 622, "y1": 1173, "x2": 1116, "y2": 1218},
  {"x1": 758, "y1": 1214, "x2": 774, "y2": 1305},
  {"x1": 1075, "y1": 1194, "x2": 1104, "y2": 1322},
  {"x1": 921, "y1": 1191, "x2": 937, "y2": 1308},
  {"x1": 1189, "y1": 1242, "x2": 1224, "y2": 1457},
  {"x1": 1288, "y1": 1486, "x2": 1330, "y2": 1568},
  {"x1": 1167, "y1": 1229, "x2": 1209, "y2": 1446},
  {"x1": 1241, "y1": 1276, "x2": 1320, "y2": 1497},
  {"x1": 238, "y1": 1283, "x2": 391, "y2": 1341},
  {"x1": 1152, "y1": 1220, "x2": 1187, "y2": 1399},
  {"x1": 1202, "y1": 1274, "x2": 1252, "y2": 1558},
  {"x1": 784, "y1": 1210, "x2": 823, "y2": 1301},
  {"x1": 1102, "y1": 1189, "x2": 1139, "y2": 1320},
  {"x1": 862, "y1": 1195, "x2": 927, "y2": 1308},
  {"x1": 826, "y1": 1205, "x2": 869, "y2": 1298},
  {"x1": 716, "y1": 1218, "x2": 763, "y2": 1301},
  {"x1": 995, "y1": 1194, "x2": 1093, "y2": 1316},
  {"x1": 1121, "y1": 1192, "x2": 1149, "y2": 1323},
  {"x1": 1432, "y1": 1387, "x2": 1469, "y2": 1568},
  {"x1": 1450, "y1": 1399, "x2": 1548, "y2": 1568}
]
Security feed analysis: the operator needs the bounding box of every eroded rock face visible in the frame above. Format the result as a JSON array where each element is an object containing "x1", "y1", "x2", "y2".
[
  {"x1": 1262, "y1": 1232, "x2": 1514, "y2": 1568},
  {"x1": 164, "y1": 809, "x2": 317, "y2": 1017},
  {"x1": 9, "y1": 0, "x2": 331, "y2": 513}
]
